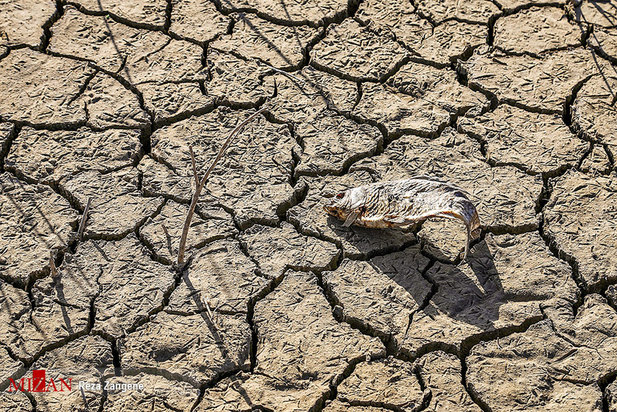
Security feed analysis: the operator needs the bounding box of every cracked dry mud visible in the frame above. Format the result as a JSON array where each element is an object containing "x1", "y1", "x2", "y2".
[{"x1": 0, "y1": 0, "x2": 616, "y2": 411}]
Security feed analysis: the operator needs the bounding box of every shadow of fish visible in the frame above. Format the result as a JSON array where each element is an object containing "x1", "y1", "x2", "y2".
[{"x1": 323, "y1": 176, "x2": 481, "y2": 259}]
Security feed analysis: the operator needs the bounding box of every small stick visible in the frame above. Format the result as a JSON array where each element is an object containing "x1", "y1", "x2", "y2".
[
  {"x1": 258, "y1": 61, "x2": 306, "y2": 84},
  {"x1": 77, "y1": 197, "x2": 92, "y2": 241},
  {"x1": 50, "y1": 251, "x2": 58, "y2": 277},
  {"x1": 177, "y1": 107, "x2": 267, "y2": 265},
  {"x1": 80, "y1": 386, "x2": 90, "y2": 411},
  {"x1": 189, "y1": 146, "x2": 199, "y2": 190},
  {"x1": 204, "y1": 299, "x2": 214, "y2": 323}
]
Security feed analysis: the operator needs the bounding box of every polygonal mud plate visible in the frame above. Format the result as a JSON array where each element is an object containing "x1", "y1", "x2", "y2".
[
  {"x1": 6, "y1": 127, "x2": 142, "y2": 184},
  {"x1": 0, "y1": 49, "x2": 92, "y2": 126},
  {"x1": 139, "y1": 200, "x2": 236, "y2": 264},
  {"x1": 121, "y1": 311, "x2": 251, "y2": 387},
  {"x1": 415, "y1": 0, "x2": 499, "y2": 24},
  {"x1": 71, "y1": 0, "x2": 167, "y2": 28},
  {"x1": 323, "y1": 246, "x2": 432, "y2": 347},
  {"x1": 0, "y1": 0, "x2": 56, "y2": 47},
  {"x1": 0, "y1": 172, "x2": 78, "y2": 286},
  {"x1": 415, "y1": 351, "x2": 481, "y2": 411},
  {"x1": 461, "y1": 47, "x2": 608, "y2": 115},
  {"x1": 215, "y1": 0, "x2": 349, "y2": 25},
  {"x1": 354, "y1": 62, "x2": 487, "y2": 137},
  {"x1": 266, "y1": 67, "x2": 358, "y2": 124},
  {"x1": 572, "y1": 73, "x2": 617, "y2": 147},
  {"x1": 589, "y1": 27, "x2": 617, "y2": 62},
  {"x1": 336, "y1": 357, "x2": 427, "y2": 410},
  {"x1": 356, "y1": 0, "x2": 485, "y2": 65},
  {"x1": 205, "y1": 50, "x2": 274, "y2": 107},
  {"x1": 28, "y1": 335, "x2": 113, "y2": 412},
  {"x1": 579, "y1": 144, "x2": 612, "y2": 175},
  {"x1": 294, "y1": 110, "x2": 383, "y2": 176},
  {"x1": 50, "y1": 8, "x2": 211, "y2": 123},
  {"x1": 103, "y1": 373, "x2": 200, "y2": 411},
  {"x1": 196, "y1": 271, "x2": 384, "y2": 411},
  {"x1": 458, "y1": 105, "x2": 587, "y2": 175},
  {"x1": 212, "y1": 13, "x2": 321, "y2": 70},
  {"x1": 327, "y1": 232, "x2": 577, "y2": 358},
  {"x1": 170, "y1": 0, "x2": 230, "y2": 43},
  {"x1": 166, "y1": 238, "x2": 268, "y2": 314},
  {"x1": 59, "y1": 168, "x2": 163, "y2": 239},
  {"x1": 143, "y1": 108, "x2": 301, "y2": 228},
  {"x1": 0, "y1": 276, "x2": 91, "y2": 363},
  {"x1": 494, "y1": 7, "x2": 583, "y2": 54},
  {"x1": 310, "y1": 19, "x2": 408, "y2": 82},
  {"x1": 0, "y1": 346, "x2": 24, "y2": 391},
  {"x1": 574, "y1": 0, "x2": 617, "y2": 27},
  {"x1": 467, "y1": 294, "x2": 617, "y2": 411},
  {"x1": 239, "y1": 222, "x2": 340, "y2": 278},
  {"x1": 544, "y1": 170, "x2": 617, "y2": 289},
  {"x1": 0, "y1": 48, "x2": 146, "y2": 128}
]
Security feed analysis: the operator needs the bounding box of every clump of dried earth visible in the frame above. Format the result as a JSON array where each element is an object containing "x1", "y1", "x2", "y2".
[{"x1": 0, "y1": 0, "x2": 616, "y2": 411}]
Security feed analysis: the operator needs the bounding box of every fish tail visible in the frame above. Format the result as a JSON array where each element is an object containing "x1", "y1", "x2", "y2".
[
  {"x1": 463, "y1": 207, "x2": 481, "y2": 260},
  {"x1": 468, "y1": 209, "x2": 481, "y2": 240}
]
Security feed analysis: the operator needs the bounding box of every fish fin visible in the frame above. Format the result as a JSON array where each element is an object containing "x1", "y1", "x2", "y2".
[
  {"x1": 463, "y1": 210, "x2": 482, "y2": 260},
  {"x1": 468, "y1": 210, "x2": 482, "y2": 240},
  {"x1": 384, "y1": 215, "x2": 407, "y2": 224},
  {"x1": 343, "y1": 211, "x2": 359, "y2": 227},
  {"x1": 463, "y1": 237, "x2": 470, "y2": 261},
  {"x1": 463, "y1": 220, "x2": 475, "y2": 260}
]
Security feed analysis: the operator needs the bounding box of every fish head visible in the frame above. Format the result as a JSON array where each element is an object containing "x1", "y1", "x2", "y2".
[{"x1": 323, "y1": 187, "x2": 366, "y2": 222}]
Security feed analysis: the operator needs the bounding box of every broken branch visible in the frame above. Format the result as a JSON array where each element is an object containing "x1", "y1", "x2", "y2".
[
  {"x1": 50, "y1": 251, "x2": 58, "y2": 277},
  {"x1": 77, "y1": 197, "x2": 92, "y2": 241},
  {"x1": 258, "y1": 61, "x2": 306, "y2": 85},
  {"x1": 189, "y1": 146, "x2": 199, "y2": 190},
  {"x1": 177, "y1": 106, "x2": 267, "y2": 265},
  {"x1": 204, "y1": 299, "x2": 215, "y2": 324}
]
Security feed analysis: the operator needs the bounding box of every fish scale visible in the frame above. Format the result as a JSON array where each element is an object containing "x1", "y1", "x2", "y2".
[{"x1": 323, "y1": 177, "x2": 482, "y2": 259}]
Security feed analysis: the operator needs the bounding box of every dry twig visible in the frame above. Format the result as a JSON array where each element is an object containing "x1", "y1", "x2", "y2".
[
  {"x1": 50, "y1": 251, "x2": 58, "y2": 277},
  {"x1": 177, "y1": 107, "x2": 267, "y2": 265},
  {"x1": 189, "y1": 146, "x2": 199, "y2": 190},
  {"x1": 80, "y1": 386, "x2": 90, "y2": 411},
  {"x1": 204, "y1": 299, "x2": 215, "y2": 323},
  {"x1": 77, "y1": 197, "x2": 92, "y2": 241},
  {"x1": 258, "y1": 61, "x2": 306, "y2": 85}
]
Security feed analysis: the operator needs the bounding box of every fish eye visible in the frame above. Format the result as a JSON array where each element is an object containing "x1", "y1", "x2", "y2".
[{"x1": 335, "y1": 193, "x2": 344, "y2": 199}]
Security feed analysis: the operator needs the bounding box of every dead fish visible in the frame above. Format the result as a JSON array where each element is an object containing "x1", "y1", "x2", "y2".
[{"x1": 323, "y1": 177, "x2": 481, "y2": 259}]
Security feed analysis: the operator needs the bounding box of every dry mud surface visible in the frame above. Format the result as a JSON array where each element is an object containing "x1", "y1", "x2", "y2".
[{"x1": 0, "y1": 0, "x2": 616, "y2": 411}]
